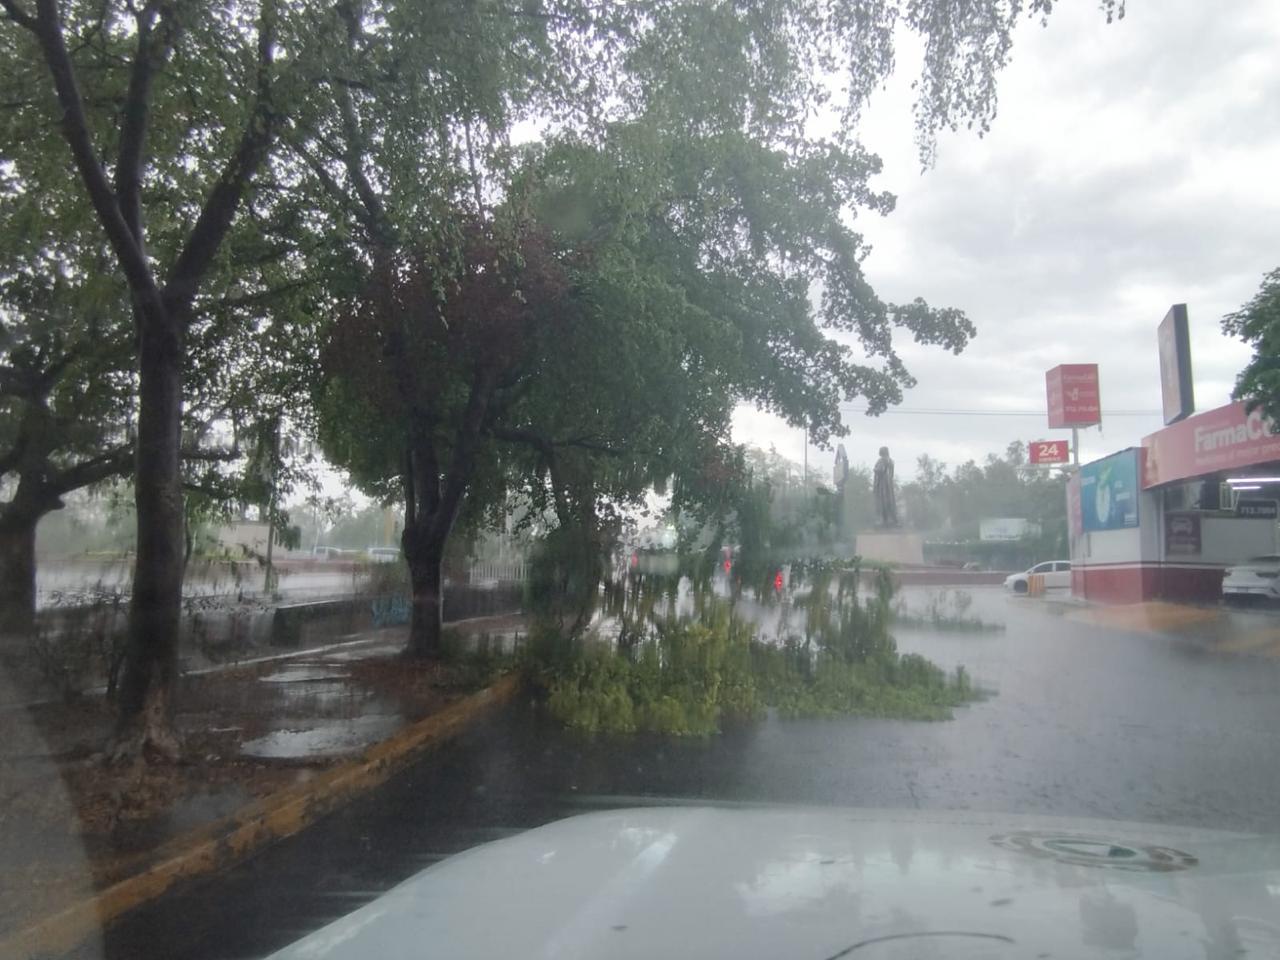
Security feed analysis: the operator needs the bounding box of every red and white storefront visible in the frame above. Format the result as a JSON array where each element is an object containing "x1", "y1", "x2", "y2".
[{"x1": 1069, "y1": 401, "x2": 1280, "y2": 604}]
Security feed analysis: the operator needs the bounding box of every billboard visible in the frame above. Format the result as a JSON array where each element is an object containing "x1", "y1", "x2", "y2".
[
  {"x1": 1029, "y1": 439, "x2": 1070, "y2": 464},
  {"x1": 1158, "y1": 304, "x2": 1194, "y2": 425},
  {"x1": 979, "y1": 518, "x2": 1038, "y2": 542},
  {"x1": 1141, "y1": 401, "x2": 1280, "y2": 488},
  {"x1": 1046, "y1": 364, "x2": 1101, "y2": 428},
  {"x1": 1079, "y1": 449, "x2": 1140, "y2": 531}
]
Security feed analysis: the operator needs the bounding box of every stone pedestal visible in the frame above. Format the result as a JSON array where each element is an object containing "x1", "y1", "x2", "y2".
[{"x1": 855, "y1": 531, "x2": 925, "y2": 565}]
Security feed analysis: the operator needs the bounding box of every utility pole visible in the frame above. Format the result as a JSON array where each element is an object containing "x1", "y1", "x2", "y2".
[{"x1": 802, "y1": 425, "x2": 808, "y2": 502}]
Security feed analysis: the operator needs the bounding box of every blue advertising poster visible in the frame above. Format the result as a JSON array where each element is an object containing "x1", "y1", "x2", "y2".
[{"x1": 1080, "y1": 449, "x2": 1140, "y2": 531}]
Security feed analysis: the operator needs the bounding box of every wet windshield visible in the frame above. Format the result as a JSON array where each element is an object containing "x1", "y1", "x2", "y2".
[{"x1": 3, "y1": 1, "x2": 1280, "y2": 958}]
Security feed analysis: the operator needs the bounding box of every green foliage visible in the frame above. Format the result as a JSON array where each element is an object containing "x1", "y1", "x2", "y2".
[
  {"x1": 531, "y1": 570, "x2": 978, "y2": 735},
  {"x1": 301, "y1": 0, "x2": 1123, "y2": 623},
  {"x1": 1224, "y1": 268, "x2": 1280, "y2": 422}
]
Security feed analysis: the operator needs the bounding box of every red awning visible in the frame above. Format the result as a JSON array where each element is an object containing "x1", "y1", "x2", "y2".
[{"x1": 1141, "y1": 401, "x2": 1280, "y2": 488}]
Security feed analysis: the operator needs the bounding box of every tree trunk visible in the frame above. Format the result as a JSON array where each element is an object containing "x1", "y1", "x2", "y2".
[
  {"x1": 115, "y1": 316, "x2": 184, "y2": 760},
  {"x1": 0, "y1": 512, "x2": 39, "y2": 636},
  {"x1": 404, "y1": 528, "x2": 445, "y2": 659}
]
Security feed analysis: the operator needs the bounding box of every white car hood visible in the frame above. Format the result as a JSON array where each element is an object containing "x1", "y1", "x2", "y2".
[{"x1": 269, "y1": 806, "x2": 1280, "y2": 959}]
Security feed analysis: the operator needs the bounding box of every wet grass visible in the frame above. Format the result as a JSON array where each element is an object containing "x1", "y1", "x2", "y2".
[{"x1": 892, "y1": 589, "x2": 1006, "y2": 633}]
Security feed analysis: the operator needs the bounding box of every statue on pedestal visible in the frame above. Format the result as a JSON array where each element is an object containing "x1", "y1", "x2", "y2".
[{"x1": 873, "y1": 446, "x2": 898, "y2": 527}]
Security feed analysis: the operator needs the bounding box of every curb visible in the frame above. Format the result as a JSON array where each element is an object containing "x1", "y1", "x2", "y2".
[{"x1": 0, "y1": 672, "x2": 522, "y2": 960}]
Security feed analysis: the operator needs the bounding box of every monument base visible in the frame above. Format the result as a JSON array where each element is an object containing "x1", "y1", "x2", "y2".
[{"x1": 855, "y1": 530, "x2": 925, "y2": 566}]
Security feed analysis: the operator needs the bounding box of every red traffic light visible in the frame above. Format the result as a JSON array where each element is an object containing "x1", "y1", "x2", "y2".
[{"x1": 774, "y1": 571, "x2": 784, "y2": 591}]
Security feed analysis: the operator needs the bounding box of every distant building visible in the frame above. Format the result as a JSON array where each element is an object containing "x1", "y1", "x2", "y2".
[{"x1": 213, "y1": 520, "x2": 308, "y2": 560}]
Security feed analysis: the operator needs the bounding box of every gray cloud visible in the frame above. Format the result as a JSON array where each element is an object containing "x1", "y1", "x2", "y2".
[{"x1": 737, "y1": 0, "x2": 1280, "y2": 479}]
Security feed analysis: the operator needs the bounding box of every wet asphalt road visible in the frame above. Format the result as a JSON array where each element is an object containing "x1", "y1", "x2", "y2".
[{"x1": 83, "y1": 588, "x2": 1280, "y2": 960}]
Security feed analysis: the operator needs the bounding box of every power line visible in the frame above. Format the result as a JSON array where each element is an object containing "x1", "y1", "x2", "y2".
[{"x1": 842, "y1": 406, "x2": 1161, "y2": 417}]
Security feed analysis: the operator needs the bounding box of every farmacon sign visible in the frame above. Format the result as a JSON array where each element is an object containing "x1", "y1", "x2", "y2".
[
  {"x1": 1046, "y1": 364, "x2": 1101, "y2": 428},
  {"x1": 1142, "y1": 401, "x2": 1280, "y2": 488}
]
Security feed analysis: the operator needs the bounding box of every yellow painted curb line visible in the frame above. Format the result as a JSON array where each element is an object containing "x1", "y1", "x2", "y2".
[{"x1": 0, "y1": 672, "x2": 521, "y2": 960}]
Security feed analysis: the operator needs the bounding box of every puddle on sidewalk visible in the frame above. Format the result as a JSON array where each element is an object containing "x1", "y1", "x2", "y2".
[
  {"x1": 240, "y1": 715, "x2": 402, "y2": 759},
  {"x1": 258, "y1": 664, "x2": 350, "y2": 683}
]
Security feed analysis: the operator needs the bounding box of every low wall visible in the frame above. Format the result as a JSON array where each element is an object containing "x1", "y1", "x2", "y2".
[
  {"x1": 10, "y1": 585, "x2": 525, "y2": 699},
  {"x1": 1072, "y1": 562, "x2": 1225, "y2": 605}
]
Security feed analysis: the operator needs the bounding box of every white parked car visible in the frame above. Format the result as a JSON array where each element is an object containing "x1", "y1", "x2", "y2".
[
  {"x1": 1004, "y1": 560, "x2": 1071, "y2": 594},
  {"x1": 367, "y1": 546, "x2": 402, "y2": 564},
  {"x1": 1222, "y1": 555, "x2": 1280, "y2": 602}
]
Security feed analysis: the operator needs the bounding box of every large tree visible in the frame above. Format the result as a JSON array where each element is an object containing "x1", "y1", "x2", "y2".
[
  {"x1": 302, "y1": 0, "x2": 1122, "y2": 657},
  {"x1": 1224, "y1": 267, "x2": 1280, "y2": 420},
  {"x1": 0, "y1": 0, "x2": 297, "y2": 755},
  {"x1": 319, "y1": 221, "x2": 574, "y2": 656}
]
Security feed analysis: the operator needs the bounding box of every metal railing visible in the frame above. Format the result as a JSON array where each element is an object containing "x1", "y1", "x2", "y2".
[{"x1": 467, "y1": 560, "x2": 528, "y2": 584}]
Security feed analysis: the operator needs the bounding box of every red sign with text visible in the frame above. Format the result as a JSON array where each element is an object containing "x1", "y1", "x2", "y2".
[
  {"x1": 1029, "y1": 439, "x2": 1070, "y2": 464},
  {"x1": 1046, "y1": 364, "x2": 1101, "y2": 428},
  {"x1": 1142, "y1": 400, "x2": 1280, "y2": 488}
]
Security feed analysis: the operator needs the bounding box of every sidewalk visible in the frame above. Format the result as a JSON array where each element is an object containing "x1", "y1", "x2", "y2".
[
  {"x1": 0, "y1": 615, "x2": 527, "y2": 946},
  {"x1": 1049, "y1": 596, "x2": 1280, "y2": 656}
]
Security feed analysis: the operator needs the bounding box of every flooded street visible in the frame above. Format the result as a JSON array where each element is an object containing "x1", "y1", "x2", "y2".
[{"x1": 87, "y1": 588, "x2": 1280, "y2": 959}]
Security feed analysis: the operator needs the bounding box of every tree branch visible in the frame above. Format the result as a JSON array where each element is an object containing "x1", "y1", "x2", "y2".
[
  {"x1": 488, "y1": 426, "x2": 625, "y2": 458},
  {"x1": 332, "y1": 1, "x2": 395, "y2": 249},
  {"x1": 179, "y1": 443, "x2": 239, "y2": 462},
  {"x1": 162, "y1": 0, "x2": 279, "y2": 317},
  {"x1": 207, "y1": 278, "x2": 314, "y2": 312},
  {"x1": 0, "y1": 0, "x2": 35, "y2": 29},
  {"x1": 48, "y1": 443, "x2": 132, "y2": 495},
  {"x1": 114, "y1": 0, "x2": 170, "y2": 247},
  {"x1": 29, "y1": 0, "x2": 159, "y2": 307},
  {"x1": 287, "y1": 136, "x2": 382, "y2": 237}
]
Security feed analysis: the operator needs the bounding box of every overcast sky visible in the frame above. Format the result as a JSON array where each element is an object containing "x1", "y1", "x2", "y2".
[{"x1": 734, "y1": 0, "x2": 1280, "y2": 481}]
